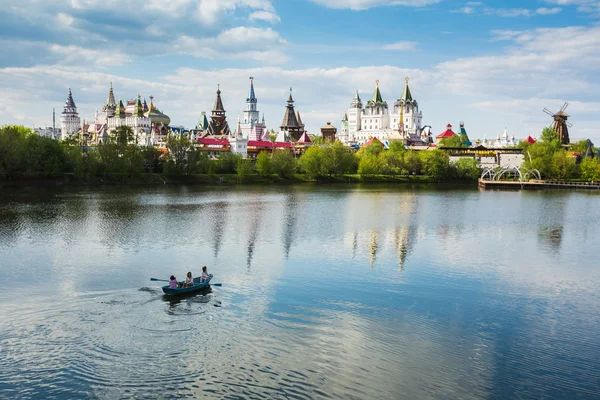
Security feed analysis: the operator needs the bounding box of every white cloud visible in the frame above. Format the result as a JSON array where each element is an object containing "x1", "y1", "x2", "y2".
[
  {"x1": 308, "y1": 0, "x2": 439, "y2": 10},
  {"x1": 544, "y1": 0, "x2": 600, "y2": 16},
  {"x1": 452, "y1": 3, "x2": 563, "y2": 16},
  {"x1": 49, "y1": 44, "x2": 131, "y2": 67},
  {"x1": 381, "y1": 41, "x2": 417, "y2": 51},
  {"x1": 249, "y1": 10, "x2": 281, "y2": 23}
]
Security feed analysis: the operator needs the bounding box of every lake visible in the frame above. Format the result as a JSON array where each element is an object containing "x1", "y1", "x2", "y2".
[{"x1": 0, "y1": 185, "x2": 599, "y2": 399}]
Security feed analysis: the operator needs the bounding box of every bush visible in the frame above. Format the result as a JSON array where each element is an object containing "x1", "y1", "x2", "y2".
[
  {"x1": 255, "y1": 151, "x2": 273, "y2": 177},
  {"x1": 272, "y1": 150, "x2": 296, "y2": 178}
]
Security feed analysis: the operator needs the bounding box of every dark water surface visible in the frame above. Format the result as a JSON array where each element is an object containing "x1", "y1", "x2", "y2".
[{"x1": 1, "y1": 185, "x2": 599, "y2": 399}]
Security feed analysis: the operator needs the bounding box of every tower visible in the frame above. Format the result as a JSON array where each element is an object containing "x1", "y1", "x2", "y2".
[
  {"x1": 346, "y1": 90, "x2": 362, "y2": 142},
  {"x1": 207, "y1": 85, "x2": 231, "y2": 136},
  {"x1": 393, "y1": 77, "x2": 422, "y2": 137},
  {"x1": 243, "y1": 77, "x2": 259, "y2": 126},
  {"x1": 280, "y1": 88, "x2": 304, "y2": 141},
  {"x1": 103, "y1": 82, "x2": 117, "y2": 119},
  {"x1": 60, "y1": 88, "x2": 81, "y2": 140}
]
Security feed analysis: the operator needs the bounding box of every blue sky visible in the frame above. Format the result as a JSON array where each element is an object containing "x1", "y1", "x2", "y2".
[{"x1": 0, "y1": 0, "x2": 599, "y2": 141}]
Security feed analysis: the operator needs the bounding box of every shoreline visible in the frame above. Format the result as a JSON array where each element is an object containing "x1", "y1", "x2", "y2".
[{"x1": 0, "y1": 173, "x2": 473, "y2": 188}]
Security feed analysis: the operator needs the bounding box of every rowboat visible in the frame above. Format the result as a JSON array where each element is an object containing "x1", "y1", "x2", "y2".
[{"x1": 162, "y1": 276, "x2": 212, "y2": 296}]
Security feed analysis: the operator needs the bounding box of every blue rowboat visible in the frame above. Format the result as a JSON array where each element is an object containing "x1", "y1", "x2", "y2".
[{"x1": 162, "y1": 276, "x2": 212, "y2": 296}]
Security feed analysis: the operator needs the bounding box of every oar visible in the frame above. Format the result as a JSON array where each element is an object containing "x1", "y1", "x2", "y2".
[{"x1": 150, "y1": 278, "x2": 222, "y2": 286}]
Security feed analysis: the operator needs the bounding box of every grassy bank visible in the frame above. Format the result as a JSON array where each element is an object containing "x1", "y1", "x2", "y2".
[{"x1": 0, "y1": 172, "x2": 470, "y2": 187}]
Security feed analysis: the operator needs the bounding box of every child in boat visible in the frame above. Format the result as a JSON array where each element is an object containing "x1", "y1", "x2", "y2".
[
  {"x1": 201, "y1": 266, "x2": 212, "y2": 283},
  {"x1": 169, "y1": 275, "x2": 178, "y2": 289},
  {"x1": 184, "y1": 272, "x2": 193, "y2": 287}
]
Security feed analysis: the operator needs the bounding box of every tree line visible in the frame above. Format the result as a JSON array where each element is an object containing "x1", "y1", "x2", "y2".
[{"x1": 1, "y1": 124, "x2": 598, "y2": 182}]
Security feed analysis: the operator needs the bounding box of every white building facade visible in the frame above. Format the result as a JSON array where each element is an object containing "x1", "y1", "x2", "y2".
[
  {"x1": 240, "y1": 77, "x2": 268, "y2": 141},
  {"x1": 338, "y1": 79, "x2": 429, "y2": 146},
  {"x1": 60, "y1": 89, "x2": 81, "y2": 140}
]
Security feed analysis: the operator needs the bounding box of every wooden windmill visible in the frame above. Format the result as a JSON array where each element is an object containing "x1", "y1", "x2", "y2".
[{"x1": 543, "y1": 102, "x2": 572, "y2": 145}]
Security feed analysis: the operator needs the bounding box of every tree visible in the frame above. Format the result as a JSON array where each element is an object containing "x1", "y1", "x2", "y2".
[
  {"x1": 540, "y1": 126, "x2": 558, "y2": 143},
  {"x1": 551, "y1": 151, "x2": 578, "y2": 180},
  {"x1": 298, "y1": 146, "x2": 327, "y2": 179},
  {"x1": 255, "y1": 151, "x2": 274, "y2": 177},
  {"x1": 165, "y1": 133, "x2": 191, "y2": 176},
  {"x1": 580, "y1": 158, "x2": 600, "y2": 181},
  {"x1": 217, "y1": 152, "x2": 241, "y2": 174},
  {"x1": 357, "y1": 153, "x2": 381, "y2": 177},
  {"x1": 440, "y1": 135, "x2": 467, "y2": 148},
  {"x1": 388, "y1": 141, "x2": 407, "y2": 154},
  {"x1": 271, "y1": 150, "x2": 296, "y2": 178},
  {"x1": 113, "y1": 126, "x2": 135, "y2": 145},
  {"x1": 356, "y1": 141, "x2": 383, "y2": 158},
  {"x1": 454, "y1": 158, "x2": 480, "y2": 180},
  {"x1": 236, "y1": 158, "x2": 254, "y2": 179},
  {"x1": 23, "y1": 134, "x2": 69, "y2": 175},
  {"x1": 0, "y1": 125, "x2": 27, "y2": 177},
  {"x1": 571, "y1": 139, "x2": 595, "y2": 154},
  {"x1": 379, "y1": 150, "x2": 404, "y2": 176},
  {"x1": 324, "y1": 141, "x2": 356, "y2": 176},
  {"x1": 419, "y1": 150, "x2": 452, "y2": 179},
  {"x1": 404, "y1": 151, "x2": 422, "y2": 175}
]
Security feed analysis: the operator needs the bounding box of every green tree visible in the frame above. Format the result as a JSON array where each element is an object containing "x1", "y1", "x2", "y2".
[
  {"x1": 419, "y1": 150, "x2": 452, "y2": 179},
  {"x1": 0, "y1": 125, "x2": 27, "y2": 177},
  {"x1": 454, "y1": 158, "x2": 480, "y2": 180},
  {"x1": 236, "y1": 158, "x2": 254, "y2": 179},
  {"x1": 165, "y1": 134, "x2": 191, "y2": 176},
  {"x1": 256, "y1": 152, "x2": 274, "y2": 177},
  {"x1": 540, "y1": 126, "x2": 558, "y2": 143},
  {"x1": 217, "y1": 152, "x2": 241, "y2": 174},
  {"x1": 379, "y1": 150, "x2": 404, "y2": 176},
  {"x1": 580, "y1": 158, "x2": 600, "y2": 181},
  {"x1": 551, "y1": 151, "x2": 578, "y2": 179},
  {"x1": 388, "y1": 141, "x2": 407, "y2": 154},
  {"x1": 298, "y1": 146, "x2": 327, "y2": 179},
  {"x1": 403, "y1": 151, "x2": 422, "y2": 175},
  {"x1": 142, "y1": 146, "x2": 162, "y2": 173},
  {"x1": 23, "y1": 134, "x2": 69, "y2": 175},
  {"x1": 271, "y1": 150, "x2": 296, "y2": 178},
  {"x1": 440, "y1": 135, "x2": 467, "y2": 148},
  {"x1": 324, "y1": 141, "x2": 356, "y2": 176},
  {"x1": 357, "y1": 153, "x2": 381, "y2": 177},
  {"x1": 356, "y1": 141, "x2": 384, "y2": 158},
  {"x1": 113, "y1": 126, "x2": 135, "y2": 145},
  {"x1": 571, "y1": 139, "x2": 595, "y2": 154}
]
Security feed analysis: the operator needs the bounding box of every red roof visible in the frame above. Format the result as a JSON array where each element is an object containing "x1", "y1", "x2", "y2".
[
  {"x1": 248, "y1": 140, "x2": 293, "y2": 148},
  {"x1": 437, "y1": 124, "x2": 456, "y2": 138},
  {"x1": 297, "y1": 131, "x2": 312, "y2": 144},
  {"x1": 198, "y1": 138, "x2": 229, "y2": 146},
  {"x1": 525, "y1": 136, "x2": 536, "y2": 144},
  {"x1": 364, "y1": 137, "x2": 383, "y2": 147}
]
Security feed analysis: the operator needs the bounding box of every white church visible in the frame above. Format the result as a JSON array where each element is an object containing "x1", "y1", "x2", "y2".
[{"x1": 338, "y1": 78, "x2": 432, "y2": 146}]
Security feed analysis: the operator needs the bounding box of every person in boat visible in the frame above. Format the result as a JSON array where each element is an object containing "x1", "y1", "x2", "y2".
[
  {"x1": 169, "y1": 275, "x2": 178, "y2": 289},
  {"x1": 201, "y1": 266, "x2": 212, "y2": 283},
  {"x1": 184, "y1": 271, "x2": 193, "y2": 287}
]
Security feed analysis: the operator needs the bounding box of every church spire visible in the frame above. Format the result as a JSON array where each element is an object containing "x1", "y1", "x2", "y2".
[
  {"x1": 247, "y1": 77, "x2": 256, "y2": 102},
  {"x1": 371, "y1": 80, "x2": 383, "y2": 103},
  {"x1": 400, "y1": 77, "x2": 413, "y2": 102},
  {"x1": 65, "y1": 88, "x2": 76, "y2": 109},
  {"x1": 213, "y1": 84, "x2": 225, "y2": 112},
  {"x1": 107, "y1": 82, "x2": 116, "y2": 107},
  {"x1": 351, "y1": 90, "x2": 362, "y2": 108},
  {"x1": 287, "y1": 87, "x2": 294, "y2": 104}
]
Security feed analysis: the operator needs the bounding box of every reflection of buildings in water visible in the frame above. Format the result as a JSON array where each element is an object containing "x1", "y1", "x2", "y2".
[
  {"x1": 352, "y1": 231, "x2": 358, "y2": 259},
  {"x1": 538, "y1": 226, "x2": 563, "y2": 252},
  {"x1": 395, "y1": 226, "x2": 409, "y2": 271},
  {"x1": 246, "y1": 200, "x2": 265, "y2": 269},
  {"x1": 369, "y1": 230, "x2": 378, "y2": 267},
  {"x1": 282, "y1": 193, "x2": 299, "y2": 260},
  {"x1": 208, "y1": 201, "x2": 229, "y2": 259}
]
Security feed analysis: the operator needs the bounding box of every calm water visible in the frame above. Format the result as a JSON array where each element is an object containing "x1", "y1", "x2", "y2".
[{"x1": 1, "y1": 185, "x2": 599, "y2": 399}]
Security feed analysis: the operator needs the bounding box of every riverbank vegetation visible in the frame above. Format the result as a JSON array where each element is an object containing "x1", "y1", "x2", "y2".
[{"x1": 1, "y1": 125, "x2": 597, "y2": 185}]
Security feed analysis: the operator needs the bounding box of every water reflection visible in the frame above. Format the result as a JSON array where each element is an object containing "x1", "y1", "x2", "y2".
[{"x1": 1, "y1": 186, "x2": 600, "y2": 399}]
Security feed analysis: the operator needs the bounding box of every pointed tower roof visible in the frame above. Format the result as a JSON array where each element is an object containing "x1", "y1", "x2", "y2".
[
  {"x1": 502, "y1": 127, "x2": 508, "y2": 138},
  {"x1": 400, "y1": 77, "x2": 413, "y2": 102},
  {"x1": 115, "y1": 99, "x2": 125, "y2": 118},
  {"x1": 197, "y1": 112, "x2": 209, "y2": 130},
  {"x1": 350, "y1": 90, "x2": 362, "y2": 108},
  {"x1": 65, "y1": 88, "x2": 76, "y2": 108},
  {"x1": 343, "y1": 112, "x2": 348, "y2": 121},
  {"x1": 247, "y1": 77, "x2": 256, "y2": 102},
  {"x1": 133, "y1": 94, "x2": 144, "y2": 117},
  {"x1": 281, "y1": 88, "x2": 301, "y2": 129},
  {"x1": 371, "y1": 80, "x2": 383, "y2": 103},
  {"x1": 107, "y1": 83, "x2": 116, "y2": 106},
  {"x1": 297, "y1": 131, "x2": 311, "y2": 144},
  {"x1": 236, "y1": 115, "x2": 242, "y2": 137},
  {"x1": 142, "y1": 98, "x2": 148, "y2": 112},
  {"x1": 213, "y1": 85, "x2": 225, "y2": 112},
  {"x1": 459, "y1": 121, "x2": 472, "y2": 146},
  {"x1": 295, "y1": 111, "x2": 303, "y2": 127}
]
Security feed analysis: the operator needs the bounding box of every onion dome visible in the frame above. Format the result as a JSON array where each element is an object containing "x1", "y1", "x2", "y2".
[{"x1": 145, "y1": 95, "x2": 171, "y2": 125}]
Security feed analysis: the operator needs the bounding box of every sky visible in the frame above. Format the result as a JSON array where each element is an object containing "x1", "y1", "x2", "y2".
[{"x1": 0, "y1": 0, "x2": 599, "y2": 142}]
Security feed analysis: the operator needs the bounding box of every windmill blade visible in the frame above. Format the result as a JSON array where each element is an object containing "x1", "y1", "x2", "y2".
[
  {"x1": 567, "y1": 122, "x2": 573, "y2": 128},
  {"x1": 559, "y1": 102, "x2": 569, "y2": 113},
  {"x1": 543, "y1": 108, "x2": 555, "y2": 116}
]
